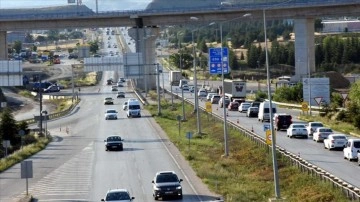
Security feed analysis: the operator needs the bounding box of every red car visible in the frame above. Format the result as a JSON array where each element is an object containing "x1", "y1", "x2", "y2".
[{"x1": 228, "y1": 102, "x2": 239, "y2": 111}]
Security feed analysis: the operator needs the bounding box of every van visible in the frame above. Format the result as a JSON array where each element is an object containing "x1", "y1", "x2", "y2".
[
  {"x1": 258, "y1": 101, "x2": 277, "y2": 122},
  {"x1": 126, "y1": 99, "x2": 141, "y2": 118},
  {"x1": 343, "y1": 139, "x2": 360, "y2": 161}
]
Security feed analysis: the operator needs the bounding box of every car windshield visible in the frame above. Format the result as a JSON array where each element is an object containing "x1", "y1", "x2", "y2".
[
  {"x1": 106, "y1": 192, "x2": 130, "y2": 201},
  {"x1": 320, "y1": 128, "x2": 333, "y2": 132},
  {"x1": 312, "y1": 123, "x2": 323, "y2": 127},
  {"x1": 129, "y1": 105, "x2": 140, "y2": 110},
  {"x1": 107, "y1": 136, "x2": 122, "y2": 141},
  {"x1": 106, "y1": 110, "x2": 117, "y2": 113},
  {"x1": 354, "y1": 141, "x2": 360, "y2": 148},
  {"x1": 105, "y1": 98, "x2": 113, "y2": 100},
  {"x1": 156, "y1": 174, "x2": 178, "y2": 183},
  {"x1": 293, "y1": 125, "x2": 305, "y2": 128},
  {"x1": 333, "y1": 136, "x2": 346, "y2": 139}
]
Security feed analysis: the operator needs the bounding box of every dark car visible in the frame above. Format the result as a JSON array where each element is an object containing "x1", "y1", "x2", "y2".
[
  {"x1": 251, "y1": 101, "x2": 261, "y2": 108},
  {"x1": 273, "y1": 113, "x2": 292, "y2": 131},
  {"x1": 104, "y1": 136, "x2": 123, "y2": 151},
  {"x1": 152, "y1": 171, "x2": 183, "y2": 200},
  {"x1": 246, "y1": 107, "x2": 259, "y2": 118},
  {"x1": 228, "y1": 102, "x2": 239, "y2": 111}
]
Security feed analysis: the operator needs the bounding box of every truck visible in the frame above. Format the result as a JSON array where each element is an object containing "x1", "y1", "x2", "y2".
[
  {"x1": 169, "y1": 71, "x2": 182, "y2": 86},
  {"x1": 221, "y1": 79, "x2": 247, "y2": 101}
]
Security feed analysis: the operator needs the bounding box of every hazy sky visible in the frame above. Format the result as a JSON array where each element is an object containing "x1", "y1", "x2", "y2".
[{"x1": 0, "y1": 0, "x2": 152, "y2": 10}]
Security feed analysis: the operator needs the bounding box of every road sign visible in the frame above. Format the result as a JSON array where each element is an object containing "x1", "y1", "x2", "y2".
[
  {"x1": 186, "y1": 132, "x2": 193, "y2": 139},
  {"x1": 314, "y1": 97, "x2": 323, "y2": 105},
  {"x1": 341, "y1": 93, "x2": 348, "y2": 100},
  {"x1": 263, "y1": 124, "x2": 270, "y2": 131},
  {"x1": 205, "y1": 101, "x2": 212, "y2": 113},
  {"x1": 209, "y1": 47, "x2": 229, "y2": 74},
  {"x1": 301, "y1": 102, "x2": 309, "y2": 112},
  {"x1": 266, "y1": 130, "x2": 272, "y2": 145}
]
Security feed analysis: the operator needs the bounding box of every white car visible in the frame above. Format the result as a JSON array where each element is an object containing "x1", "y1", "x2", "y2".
[
  {"x1": 101, "y1": 189, "x2": 135, "y2": 202},
  {"x1": 238, "y1": 102, "x2": 251, "y2": 113},
  {"x1": 206, "y1": 93, "x2": 217, "y2": 101},
  {"x1": 105, "y1": 109, "x2": 118, "y2": 120},
  {"x1": 306, "y1": 122, "x2": 324, "y2": 136},
  {"x1": 313, "y1": 127, "x2": 333, "y2": 142},
  {"x1": 198, "y1": 89, "x2": 207, "y2": 97},
  {"x1": 324, "y1": 134, "x2": 348, "y2": 150},
  {"x1": 343, "y1": 139, "x2": 360, "y2": 161},
  {"x1": 286, "y1": 124, "x2": 308, "y2": 138}
]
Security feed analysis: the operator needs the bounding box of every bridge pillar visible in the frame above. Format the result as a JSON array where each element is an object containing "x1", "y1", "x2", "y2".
[
  {"x1": 0, "y1": 31, "x2": 7, "y2": 60},
  {"x1": 128, "y1": 27, "x2": 159, "y2": 92},
  {"x1": 293, "y1": 18, "x2": 315, "y2": 82}
]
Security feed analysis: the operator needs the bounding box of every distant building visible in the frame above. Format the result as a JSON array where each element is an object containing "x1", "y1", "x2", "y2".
[
  {"x1": 7, "y1": 31, "x2": 26, "y2": 43},
  {"x1": 322, "y1": 20, "x2": 360, "y2": 33}
]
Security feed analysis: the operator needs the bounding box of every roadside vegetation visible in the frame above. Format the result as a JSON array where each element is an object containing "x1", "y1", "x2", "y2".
[{"x1": 145, "y1": 101, "x2": 350, "y2": 202}]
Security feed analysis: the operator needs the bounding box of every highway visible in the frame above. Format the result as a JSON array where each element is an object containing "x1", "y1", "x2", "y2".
[{"x1": 0, "y1": 71, "x2": 219, "y2": 201}]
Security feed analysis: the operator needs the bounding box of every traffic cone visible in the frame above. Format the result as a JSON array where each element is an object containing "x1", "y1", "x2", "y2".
[{"x1": 251, "y1": 126, "x2": 254, "y2": 132}]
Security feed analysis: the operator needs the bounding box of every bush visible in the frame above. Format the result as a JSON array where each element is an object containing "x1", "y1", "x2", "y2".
[
  {"x1": 354, "y1": 115, "x2": 360, "y2": 129},
  {"x1": 336, "y1": 110, "x2": 347, "y2": 121}
]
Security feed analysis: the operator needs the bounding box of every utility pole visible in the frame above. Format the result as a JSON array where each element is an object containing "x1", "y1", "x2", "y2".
[
  {"x1": 156, "y1": 63, "x2": 161, "y2": 115},
  {"x1": 39, "y1": 76, "x2": 43, "y2": 136}
]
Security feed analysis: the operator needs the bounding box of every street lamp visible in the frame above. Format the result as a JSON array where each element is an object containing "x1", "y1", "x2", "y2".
[
  {"x1": 211, "y1": 13, "x2": 251, "y2": 157},
  {"x1": 41, "y1": 110, "x2": 48, "y2": 138},
  {"x1": 177, "y1": 32, "x2": 187, "y2": 121},
  {"x1": 263, "y1": 9, "x2": 281, "y2": 199}
]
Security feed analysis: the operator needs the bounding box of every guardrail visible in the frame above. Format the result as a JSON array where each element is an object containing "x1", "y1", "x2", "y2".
[{"x1": 165, "y1": 89, "x2": 360, "y2": 201}]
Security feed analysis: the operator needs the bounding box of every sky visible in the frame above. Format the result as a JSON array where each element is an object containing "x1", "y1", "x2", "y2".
[{"x1": 0, "y1": 0, "x2": 152, "y2": 11}]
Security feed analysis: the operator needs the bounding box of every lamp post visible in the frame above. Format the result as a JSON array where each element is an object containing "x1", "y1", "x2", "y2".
[
  {"x1": 263, "y1": 9, "x2": 281, "y2": 199},
  {"x1": 156, "y1": 63, "x2": 161, "y2": 115},
  {"x1": 212, "y1": 13, "x2": 251, "y2": 157},
  {"x1": 42, "y1": 110, "x2": 48, "y2": 138}
]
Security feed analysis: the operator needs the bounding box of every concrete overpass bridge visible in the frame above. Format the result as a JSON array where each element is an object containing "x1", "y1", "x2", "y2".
[{"x1": 0, "y1": 0, "x2": 359, "y2": 89}]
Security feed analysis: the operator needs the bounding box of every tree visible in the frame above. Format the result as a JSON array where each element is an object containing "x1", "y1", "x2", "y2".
[
  {"x1": 0, "y1": 108, "x2": 20, "y2": 148},
  {"x1": 24, "y1": 33, "x2": 34, "y2": 43},
  {"x1": 88, "y1": 41, "x2": 99, "y2": 53},
  {"x1": 13, "y1": 40, "x2": 22, "y2": 54}
]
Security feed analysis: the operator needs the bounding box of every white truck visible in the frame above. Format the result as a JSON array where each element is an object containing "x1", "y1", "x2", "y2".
[
  {"x1": 222, "y1": 79, "x2": 247, "y2": 101},
  {"x1": 169, "y1": 71, "x2": 182, "y2": 86}
]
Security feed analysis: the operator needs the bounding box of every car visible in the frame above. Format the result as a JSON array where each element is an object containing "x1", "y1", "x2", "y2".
[
  {"x1": 111, "y1": 86, "x2": 118, "y2": 91},
  {"x1": 152, "y1": 171, "x2": 183, "y2": 200},
  {"x1": 286, "y1": 124, "x2": 308, "y2": 138},
  {"x1": 101, "y1": 189, "x2": 134, "y2": 201},
  {"x1": 104, "y1": 97, "x2": 114, "y2": 105},
  {"x1": 105, "y1": 109, "x2": 118, "y2": 120},
  {"x1": 43, "y1": 85, "x2": 60, "y2": 93},
  {"x1": 123, "y1": 101, "x2": 128, "y2": 110},
  {"x1": 273, "y1": 113, "x2": 292, "y2": 131},
  {"x1": 104, "y1": 135, "x2": 123, "y2": 151},
  {"x1": 313, "y1": 127, "x2": 333, "y2": 142},
  {"x1": 246, "y1": 107, "x2": 259, "y2": 117},
  {"x1": 306, "y1": 122, "x2": 324, "y2": 136},
  {"x1": 238, "y1": 102, "x2": 251, "y2": 112},
  {"x1": 106, "y1": 79, "x2": 113, "y2": 85},
  {"x1": 198, "y1": 88, "x2": 207, "y2": 97},
  {"x1": 182, "y1": 84, "x2": 190, "y2": 91},
  {"x1": 343, "y1": 139, "x2": 360, "y2": 161},
  {"x1": 211, "y1": 95, "x2": 221, "y2": 104},
  {"x1": 118, "y1": 77, "x2": 126, "y2": 82},
  {"x1": 228, "y1": 102, "x2": 239, "y2": 111},
  {"x1": 117, "y1": 92, "x2": 125, "y2": 98},
  {"x1": 233, "y1": 98, "x2": 246, "y2": 105},
  {"x1": 117, "y1": 82, "x2": 124, "y2": 87},
  {"x1": 324, "y1": 134, "x2": 348, "y2": 150},
  {"x1": 219, "y1": 97, "x2": 230, "y2": 108},
  {"x1": 206, "y1": 93, "x2": 217, "y2": 101}
]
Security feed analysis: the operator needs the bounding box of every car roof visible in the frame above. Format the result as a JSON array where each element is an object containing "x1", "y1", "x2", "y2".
[
  {"x1": 156, "y1": 171, "x2": 176, "y2": 175},
  {"x1": 106, "y1": 188, "x2": 129, "y2": 193}
]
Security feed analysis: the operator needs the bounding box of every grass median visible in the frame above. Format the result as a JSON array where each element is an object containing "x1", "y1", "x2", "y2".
[{"x1": 145, "y1": 101, "x2": 350, "y2": 202}]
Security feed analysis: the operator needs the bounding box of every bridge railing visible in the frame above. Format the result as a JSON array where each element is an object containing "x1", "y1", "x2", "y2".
[
  {"x1": 165, "y1": 88, "x2": 360, "y2": 201},
  {"x1": 0, "y1": 0, "x2": 358, "y2": 21}
]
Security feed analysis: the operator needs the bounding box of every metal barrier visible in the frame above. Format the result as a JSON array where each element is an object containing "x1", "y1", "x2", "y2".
[{"x1": 165, "y1": 89, "x2": 360, "y2": 201}]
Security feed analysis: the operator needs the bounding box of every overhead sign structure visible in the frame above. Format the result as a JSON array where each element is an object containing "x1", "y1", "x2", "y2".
[
  {"x1": 0, "y1": 60, "x2": 23, "y2": 86},
  {"x1": 208, "y1": 47, "x2": 229, "y2": 74},
  {"x1": 302, "y1": 78, "x2": 330, "y2": 106}
]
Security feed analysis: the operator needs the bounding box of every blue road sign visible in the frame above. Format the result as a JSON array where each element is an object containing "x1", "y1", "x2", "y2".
[{"x1": 209, "y1": 47, "x2": 229, "y2": 74}]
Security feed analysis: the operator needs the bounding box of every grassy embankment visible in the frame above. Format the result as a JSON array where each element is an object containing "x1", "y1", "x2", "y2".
[{"x1": 145, "y1": 99, "x2": 350, "y2": 202}]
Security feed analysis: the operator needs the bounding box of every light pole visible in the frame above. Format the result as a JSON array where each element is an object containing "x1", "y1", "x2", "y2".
[
  {"x1": 212, "y1": 13, "x2": 251, "y2": 157},
  {"x1": 177, "y1": 32, "x2": 186, "y2": 121},
  {"x1": 156, "y1": 63, "x2": 161, "y2": 115},
  {"x1": 263, "y1": 9, "x2": 281, "y2": 199}
]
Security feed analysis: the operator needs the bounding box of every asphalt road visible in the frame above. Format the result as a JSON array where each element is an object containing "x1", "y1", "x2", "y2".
[{"x1": 0, "y1": 71, "x2": 220, "y2": 202}]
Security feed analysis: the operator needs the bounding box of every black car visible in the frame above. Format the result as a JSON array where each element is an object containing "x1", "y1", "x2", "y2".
[
  {"x1": 104, "y1": 136, "x2": 123, "y2": 151},
  {"x1": 152, "y1": 171, "x2": 183, "y2": 200},
  {"x1": 273, "y1": 113, "x2": 292, "y2": 131},
  {"x1": 250, "y1": 101, "x2": 261, "y2": 108}
]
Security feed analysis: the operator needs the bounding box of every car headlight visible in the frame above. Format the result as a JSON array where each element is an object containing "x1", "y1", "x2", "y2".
[
  {"x1": 153, "y1": 186, "x2": 161, "y2": 191},
  {"x1": 176, "y1": 185, "x2": 182, "y2": 190}
]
